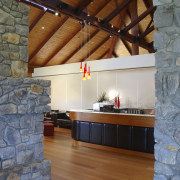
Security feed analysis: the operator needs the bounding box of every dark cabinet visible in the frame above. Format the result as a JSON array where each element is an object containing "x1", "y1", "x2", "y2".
[
  {"x1": 147, "y1": 128, "x2": 154, "y2": 153},
  {"x1": 79, "y1": 122, "x2": 90, "y2": 142},
  {"x1": 117, "y1": 125, "x2": 132, "y2": 150},
  {"x1": 71, "y1": 120, "x2": 79, "y2": 140},
  {"x1": 90, "y1": 123, "x2": 103, "y2": 144},
  {"x1": 132, "y1": 127, "x2": 147, "y2": 152},
  {"x1": 72, "y1": 121, "x2": 155, "y2": 154},
  {"x1": 103, "y1": 124, "x2": 117, "y2": 147}
]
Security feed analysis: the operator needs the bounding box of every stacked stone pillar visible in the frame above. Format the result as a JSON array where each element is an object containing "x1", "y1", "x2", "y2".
[
  {"x1": 154, "y1": 0, "x2": 180, "y2": 179},
  {"x1": 0, "y1": 0, "x2": 51, "y2": 179}
]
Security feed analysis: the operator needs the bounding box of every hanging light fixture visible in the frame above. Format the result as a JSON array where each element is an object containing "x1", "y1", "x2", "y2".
[
  {"x1": 83, "y1": 67, "x2": 86, "y2": 80},
  {"x1": 87, "y1": 66, "x2": 91, "y2": 79},
  {"x1": 80, "y1": 61, "x2": 83, "y2": 72},
  {"x1": 79, "y1": 21, "x2": 92, "y2": 80}
]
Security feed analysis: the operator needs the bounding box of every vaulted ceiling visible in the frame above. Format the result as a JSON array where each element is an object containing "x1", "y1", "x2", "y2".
[{"x1": 18, "y1": 0, "x2": 156, "y2": 76}]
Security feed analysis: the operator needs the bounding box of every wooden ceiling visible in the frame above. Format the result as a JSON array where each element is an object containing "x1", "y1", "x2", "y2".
[{"x1": 18, "y1": 0, "x2": 155, "y2": 76}]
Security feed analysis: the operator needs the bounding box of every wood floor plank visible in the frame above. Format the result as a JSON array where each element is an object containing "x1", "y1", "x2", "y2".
[{"x1": 43, "y1": 128, "x2": 154, "y2": 180}]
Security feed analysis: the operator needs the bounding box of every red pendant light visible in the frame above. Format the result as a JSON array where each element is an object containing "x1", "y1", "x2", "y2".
[
  {"x1": 83, "y1": 67, "x2": 86, "y2": 80},
  {"x1": 80, "y1": 61, "x2": 83, "y2": 72},
  {"x1": 87, "y1": 66, "x2": 91, "y2": 79}
]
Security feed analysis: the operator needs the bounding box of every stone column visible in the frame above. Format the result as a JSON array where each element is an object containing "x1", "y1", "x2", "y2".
[
  {"x1": 0, "y1": 0, "x2": 51, "y2": 179},
  {"x1": 153, "y1": 0, "x2": 180, "y2": 179}
]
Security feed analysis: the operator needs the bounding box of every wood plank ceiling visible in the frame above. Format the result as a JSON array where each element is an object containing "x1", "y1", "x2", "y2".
[{"x1": 18, "y1": 0, "x2": 155, "y2": 76}]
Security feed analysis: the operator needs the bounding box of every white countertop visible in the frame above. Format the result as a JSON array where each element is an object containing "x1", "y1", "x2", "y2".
[{"x1": 70, "y1": 109, "x2": 155, "y2": 117}]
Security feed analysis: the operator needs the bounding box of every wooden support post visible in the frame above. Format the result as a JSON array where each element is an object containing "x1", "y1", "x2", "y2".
[{"x1": 130, "y1": 0, "x2": 139, "y2": 55}]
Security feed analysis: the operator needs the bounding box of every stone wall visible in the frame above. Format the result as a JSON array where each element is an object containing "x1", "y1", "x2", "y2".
[
  {"x1": 153, "y1": 0, "x2": 180, "y2": 179},
  {"x1": 0, "y1": 0, "x2": 29, "y2": 78},
  {"x1": 0, "y1": 78, "x2": 51, "y2": 179},
  {"x1": 0, "y1": 0, "x2": 51, "y2": 179}
]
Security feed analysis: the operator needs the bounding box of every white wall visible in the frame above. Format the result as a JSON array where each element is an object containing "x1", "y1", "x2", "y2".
[{"x1": 33, "y1": 54, "x2": 156, "y2": 111}]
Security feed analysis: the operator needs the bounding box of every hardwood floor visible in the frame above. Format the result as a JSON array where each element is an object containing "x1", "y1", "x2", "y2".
[{"x1": 43, "y1": 128, "x2": 154, "y2": 180}]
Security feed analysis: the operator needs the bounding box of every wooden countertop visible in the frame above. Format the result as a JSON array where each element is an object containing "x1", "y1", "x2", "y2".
[{"x1": 70, "y1": 110, "x2": 155, "y2": 128}]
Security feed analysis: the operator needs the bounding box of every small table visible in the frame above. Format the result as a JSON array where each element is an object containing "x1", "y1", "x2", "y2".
[{"x1": 43, "y1": 121, "x2": 54, "y2": 136}]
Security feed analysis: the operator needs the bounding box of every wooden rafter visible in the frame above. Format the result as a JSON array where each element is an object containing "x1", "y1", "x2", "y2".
[
  {"x1": 130, "y1": 0, "x2": 139, "y2": 55},
  {"x1": 29, "y1": 10, "x2": 46, "y2": 32},
  {"x1": 139, "y1": 25, "x2": 154, "y2": 39},
  {"x1": 107, "y1": 8, "x2": 127, "y2": 58},
  {"x1": 112, "y1": 51, "x2": 118, "y2": 57},
  {"x1": 122, "y1": 5, "x2": 155, "y2": 33},
  {"x1": 103, "y1": 0, "x2": 132, "y2": 23},
  {"x1": 98, "y1": 48, "x2": 110, "y2": 60},
  {"x1": 121, "y1": 39, "x2": 132, "y2": 55},
  {"x1": 142, "y1": 0, "x2": 153, "y2": 19},
  {"x1": 28, "y1": 0, "x2": 92, "y2": 63},
  {"x1": 42, "y1": 26, "x2": 81, "y2": 66},
  {"x1": 145, "y1": 19, "x2": 153, "y2": 31},
  {"x1": 21, "y1": 0, "x2": 155, "y2": 54},
  {"x1": 29, "y1": 16, "x2": 69, "y2": 62},
  {"x1": 80, "y1": 36, "x2": 110, "y2": 62},
  {"x1": 75, "y1": 0, "x2": 92, "y2": 14}
]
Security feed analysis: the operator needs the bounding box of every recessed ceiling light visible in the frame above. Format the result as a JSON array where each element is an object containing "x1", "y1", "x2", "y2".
[
  {"x1": 55, "y1": 12, "x2": 59, "y2": 16},
  {"x1": 42, "y1": 26, "x2": 45, "y2": 30}
]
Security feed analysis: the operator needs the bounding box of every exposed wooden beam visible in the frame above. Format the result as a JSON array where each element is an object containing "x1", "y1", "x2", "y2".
[
  {"x1": 75, "y1": 0, "x2": 92, "y2": 14},
  {"x1": 21, "y1": 0, "x2": 155, "y2": 52},
  {"x1": 145, "y1": 19, "x2": 153, "y2": 31},
  {"x1": 139, "y1": 25, "x2": 154, "y2": 39},
  {"x1": 46, "y1": 0, "x2": 112, "y2": 65},
  {"x1": 98, "y1": 48, "x2": 110, "y2": 60},
  {"x1": 130, "y1": 0, "x2": 139, "y2": 55},
  {"x1": 61, "y1": 29, "x2": 99, "y2": 65},
  {"x1": 29, "y1": 10, "x2": 46, "y2": 32},
  {"x1": 142, "y1": 0, "x2": 153, "y2": 19},
  {"x1": 122, "y1": 6, "x2": 156, "y2": 33},
  {"x1": 112, "y1": 51, "x2": 118, "y2": 57},
  {"x1": 107, "y1": 8, "x2": 127, "y2": 58},
  {"x1": 121, "y1": 39, "x2": 132, "y2": 55},
  {"x1": 103, "y1": 0, "x2": 132, "y2": 23},
  {"x1": 80, "y1": 36, "x2": 110, "y2": 62},
  {"x1": 28, "y1": 0, "x2": 92, "y2": 63}
]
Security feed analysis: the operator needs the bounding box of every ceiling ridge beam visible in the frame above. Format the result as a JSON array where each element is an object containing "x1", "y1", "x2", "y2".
[
  {"x1": 29, "y1": 10, "x2": 46, "y2": 32},
  {"x1": 122, "y1": 5, "x2": 156, "y2": 33}
]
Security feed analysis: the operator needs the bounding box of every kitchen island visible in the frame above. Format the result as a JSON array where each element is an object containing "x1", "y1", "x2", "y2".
[{"x1": 70, "y1": 110, "x2": 155, "y2": 159}]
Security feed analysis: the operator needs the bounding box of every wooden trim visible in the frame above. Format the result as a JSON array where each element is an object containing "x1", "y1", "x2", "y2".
[
  {"x1": 70, "y1": 111, "x2": 155, "y2": 128},
  {"x1": 73, "y1": 140, "x2": 154, "y2": 160}
]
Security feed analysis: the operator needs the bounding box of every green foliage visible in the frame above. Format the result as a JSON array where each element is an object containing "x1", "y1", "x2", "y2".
[{"x1": 97, "y1": 92, "x2": 108, "y2": 102}]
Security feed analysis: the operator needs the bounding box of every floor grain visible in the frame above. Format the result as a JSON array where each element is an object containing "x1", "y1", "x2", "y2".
[{"x1": 43, "y1": 128, "x2": 154, "y2": 180}]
